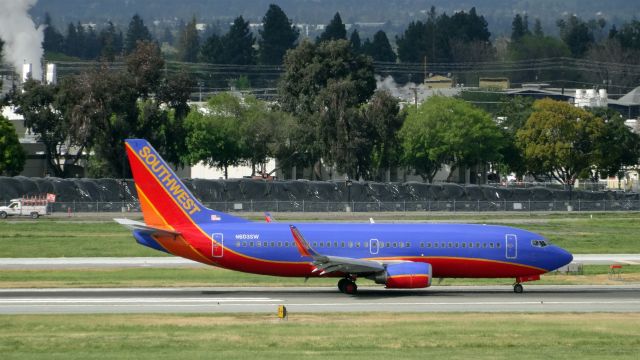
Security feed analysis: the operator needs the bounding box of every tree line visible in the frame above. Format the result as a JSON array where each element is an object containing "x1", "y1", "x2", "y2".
[
  {"x1": 2, "y1": 33, "x2": 639, "y2": 184},
  {"x1": 39, "y1": 5, "x2": 640, "y2": 91}
]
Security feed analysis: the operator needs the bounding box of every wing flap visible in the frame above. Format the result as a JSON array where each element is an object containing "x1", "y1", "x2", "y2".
[{"x1": 289, "y1": 225, "x2": 385, "y2": 275}]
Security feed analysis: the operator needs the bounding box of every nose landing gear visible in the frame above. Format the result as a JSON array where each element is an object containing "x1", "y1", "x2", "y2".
[{"x1": 513, "y1": 283, "x2": 524, "y2": 293}]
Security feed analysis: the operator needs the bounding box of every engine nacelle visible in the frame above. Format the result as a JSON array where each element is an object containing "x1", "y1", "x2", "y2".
[{"x1": 373, "y1": 262, "x2": 432, "y2": 289}]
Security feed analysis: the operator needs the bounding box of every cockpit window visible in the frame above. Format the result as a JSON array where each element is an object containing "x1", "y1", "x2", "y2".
[{"x1": 531, "y1": 239, "x2": 548, "y2": 247}]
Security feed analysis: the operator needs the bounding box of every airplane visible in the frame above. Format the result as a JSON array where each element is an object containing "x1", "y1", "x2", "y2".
[{"x1": 116, "y1": 139, "x2": 574, "y2": 295}]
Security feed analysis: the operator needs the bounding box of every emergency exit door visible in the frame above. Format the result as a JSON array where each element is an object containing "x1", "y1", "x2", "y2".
[{"x1": 212, "y1": 233, "x2": 224, "y2": 258}]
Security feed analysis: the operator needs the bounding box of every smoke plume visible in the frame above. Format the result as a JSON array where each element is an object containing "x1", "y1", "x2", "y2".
[{"x1": 0, "y1": 0, "x2": 44, "y2": 80}]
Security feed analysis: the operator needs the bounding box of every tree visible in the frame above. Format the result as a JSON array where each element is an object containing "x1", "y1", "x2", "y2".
[
  {"x1": 278, "y1": 39, "x2": 376, "y2": 178},
  {"x1": 258, "y1": 4, "x2": 299, "y2": 65},
  {"x1": 587, "y1": 108, "x2": 640, "y2": 180},
  {"x1": 533, "y1": 18, "x2": 544, "y2": 37},
  {"x1": 184, "y1": 93, "x2": 246, "y2": 179},
  {"x1": 13, "y1": 80, "x2": 79, "y2": 177},
  {"x1": 616, "y1": 20, "x2": 640, "y2": 50},
  {"x1": 511, "y1": 14, "x2": 530, "y2": 42},
  {"x1": 496, "y1": 96, "x2": 535, "y2": 178},
  {"x1": 400, "y1": 96, "x2": 503, "y2": 183},
  {"x1": 124, "y1": 14, "x2": 152, "y2": 54},
  {"x1": 364, "y1": 90, "x2": 405, "y2": 181},
  {"x1": 42, "y1": 12, "x2": 64, "y2": 54},
  {"x1": 0, "y1": 115, "x2": 26, "y2": 176},
  {"x1": 557, "y1": 15, "x2": 595, "y2": 57},
  {"x1": 200, "y1": 32, "x2": 224, "y2": 63},
  {"x1": 349, "y1": 29, "x2": 361, "y2": 52},
  {"x1": 98, "y1": 21, "x2": 123, "y2": 61},
  {"x1": 508, "y1": 34, "x2": 571, "y2": 84},
  {"x1": 317, "y1": 12, "x2": 346, "y2": 43},
  {"x1": 126, "y1": 41, "x2": 165, "y2": 98},
  {"x1": 220, "y1": 16, "x2": 256, "y2": 65},
  {"x1": 64, "y1": 22, "x2": 80, "y2": 57},
  {"x1": 362, "y1": 30, "x2": 396, "y2": 62},
  {"x1": 177, "y1": 16, "x2": 200, "y2": 63},
  {"x1": 516, "y1": 99, "x2": 604, "y2": 184}
]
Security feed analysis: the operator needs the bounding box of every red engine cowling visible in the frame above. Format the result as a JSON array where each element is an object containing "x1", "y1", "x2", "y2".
[{"x1": 377, "y1": 262, "x2": 432, "y2": 289}]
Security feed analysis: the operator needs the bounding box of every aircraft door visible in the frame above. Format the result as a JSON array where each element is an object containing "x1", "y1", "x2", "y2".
[
  {"x1": 212, "y1": 233, "x2": 224, "y2": 258},
  {"x1": 505, "y1": 234, "x2": 517, "y2": 259},
  {"x1": 370, "y1": 239, "x2": 379, "y2": 255}
]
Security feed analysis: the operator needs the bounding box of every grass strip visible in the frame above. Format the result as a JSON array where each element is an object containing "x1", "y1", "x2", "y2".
[
  {"x1": 1, "y1": 313, "x2": 639, "y2": 360},
  {"x1": 1, "y1": 213, "x2": 639, "y2": 257}
]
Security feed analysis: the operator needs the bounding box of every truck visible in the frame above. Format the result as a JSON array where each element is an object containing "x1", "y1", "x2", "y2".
[{"x1": 0, "y1": 195, "x2": 53, "y2": 219}]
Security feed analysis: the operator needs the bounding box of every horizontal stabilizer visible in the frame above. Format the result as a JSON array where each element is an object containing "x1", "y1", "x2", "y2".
[{"x1": 114, "y1": 218, "x2": 181, "y2": 236}]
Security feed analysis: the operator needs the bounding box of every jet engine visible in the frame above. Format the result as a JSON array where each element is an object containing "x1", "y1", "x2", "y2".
[{"x1": 370, "y1": 262, "x2": 432, "y2": 289}]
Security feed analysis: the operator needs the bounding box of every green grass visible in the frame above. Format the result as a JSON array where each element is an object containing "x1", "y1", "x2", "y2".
[
  {"x1": 1, "y1": 265, "x2": 637, "y2": 288},
  {"x1": 0, "y1": 221, "x2": 164, "y2": 258},
  {"x1": 1, "y1": 213, "x2": 640, "y2": 257},
  {"x1": 1, "y1": 313, "x2": 639, "y2": 359}
]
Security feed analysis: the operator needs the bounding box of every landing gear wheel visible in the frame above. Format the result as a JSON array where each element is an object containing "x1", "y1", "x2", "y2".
[
  {"x1": 513, "y1": 283, "x2": 524, "y2": 293},
  {"x1": 343, "y1": 280, "x2": 358, "y2": 295},
  {"x1": 337, "y1": 278, "x2": 349, "y2": 293}
]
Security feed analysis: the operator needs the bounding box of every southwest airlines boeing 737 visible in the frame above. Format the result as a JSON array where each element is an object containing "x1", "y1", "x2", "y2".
[{"x1": 116, "y1": 139, "x2": 573, "y2": 294}]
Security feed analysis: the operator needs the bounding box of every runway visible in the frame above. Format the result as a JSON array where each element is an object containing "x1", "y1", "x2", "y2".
[{"x1": 1, "y1": 285, "x2": 639, "y2": 314}]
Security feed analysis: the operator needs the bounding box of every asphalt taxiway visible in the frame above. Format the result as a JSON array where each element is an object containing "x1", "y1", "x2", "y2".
[{"x1": 1, "y1": 285, "x2": 639, "y2": 314}]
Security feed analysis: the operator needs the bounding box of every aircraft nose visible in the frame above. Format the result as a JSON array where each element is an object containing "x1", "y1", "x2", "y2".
[{"x1": 556, "y1": 247, "x2": 573, "y2": 268}]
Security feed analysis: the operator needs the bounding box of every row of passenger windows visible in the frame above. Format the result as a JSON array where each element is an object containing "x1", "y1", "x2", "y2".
[{"x1": 234, "y1": 240, "x2": 502, "y2": 249}]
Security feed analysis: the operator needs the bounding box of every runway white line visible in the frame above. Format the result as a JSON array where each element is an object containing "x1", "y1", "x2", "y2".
[{"x1": 0, "y1": 298, "x2": 282, "y2": 304}]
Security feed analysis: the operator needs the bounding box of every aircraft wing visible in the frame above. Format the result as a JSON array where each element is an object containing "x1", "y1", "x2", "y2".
[
  {"x1": 289, "y1": 225, "x2": 385, "y2": 275},
  {"x1": 114, "y1": 218, "x2": 181, "y2": 236}
]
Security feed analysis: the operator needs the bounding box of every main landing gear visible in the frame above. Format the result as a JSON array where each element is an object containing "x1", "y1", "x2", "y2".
[{"x1": 338, "y1": 278, "x2": 358, "y2": 295}]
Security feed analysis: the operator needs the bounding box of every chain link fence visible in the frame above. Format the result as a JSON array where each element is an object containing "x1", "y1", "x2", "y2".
[{"x1": 23, "y1": 199, "x2": 640, "y2": 214}]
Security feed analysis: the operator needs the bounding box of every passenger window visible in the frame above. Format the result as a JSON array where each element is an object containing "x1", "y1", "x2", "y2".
[
  {"x1": 426, "y1": 243, "x2": 432, "y2": 248},
  {"x1": 448, "y1": 242, "x2": 453, "y2": 248},
  {"x1": 482, "y1": 243, "x2": 487, "y2": 248},
  {"x1": 469, "y1": 242, "x2": 473, "y2": 248},
  {"x1": 242, "y1": 241, "x2": 247, "y2": 247},
  {"x1": 284, "y1": 242, "x2": 289, "y2": 247},
  {"x1": 277, "y1": 242, "x2": 283, "y2": 247},
  {"x1": 257, "y1": 241, "x2": 261, "y2": 247},
  {"x1": 441, "y1": 242, "x2": 446, "y2": 248},
  {"x1": 476, "y1": 242, "x2": 480, "y2": 248},
  {"x1": 462, "y1": 242, "x2": 466, "y2": 248},
  {"x1": 364, "y1": 242, "x2": 369, "y2": 248},
  {"x1": 386, "y1": 242, "x2": 391, "y2": 248},
  {"x1": 327, "y1": 242, "x2": 331, "y2": 248},
  {"x1": 496, "y1": 242, "x2": 501, "y2": 248},
  {"x1": 235, "y1": 241, "x2": 241, "y2": 247},
  {"x1": 356, "y1": 242, "x2": 360, "y2": 248},
  {"x1": 348, "y1": 241, "x2": 353, "y2": 248},
  {"x1": 393, "y1": 242, "x2": 398, "y2": 248},
  {"x1": 341, "y1": 242, "x2": 345, "y2": 248},
  {"x1": 455, "y1": 242, "x2": 459, "y2": 248},
  {"x1": 420, "y1": 242, "x2": 425, "y2": 248},
  {"x1": 334, "y1": 242, "x2": 339, "y2": 248},
  {"x1": 313, "y1": 242, "x2": 318, "y2": 247},
  {"x1": 434, "y1": 243, "x2": 439, "y2": 248},
  {"x1": 406, "y1": 242, "x2": 411, "y2": 248},
  {"x1": 489, "y1": 243, "x2": 494, "y2": 248},
  {"x1": 250, "y1": 241, "x2": 254, "y2": 247},
  {"x1": 270, "y1": 242, "x2": 275, "y2": 247}
]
